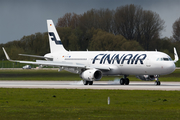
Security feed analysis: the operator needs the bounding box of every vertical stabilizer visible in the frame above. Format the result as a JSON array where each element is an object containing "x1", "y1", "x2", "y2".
[{"x1": 47, "y1": 20, "x2": 67, "y2": 53}]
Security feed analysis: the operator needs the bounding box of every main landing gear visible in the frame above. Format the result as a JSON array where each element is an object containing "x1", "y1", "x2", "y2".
[
  {"x1": 120, "y1": 75, "x2": 129, "y2": 85},
  {"x1": 83, "y1": 80, "x2": 93, "y2": 85}
]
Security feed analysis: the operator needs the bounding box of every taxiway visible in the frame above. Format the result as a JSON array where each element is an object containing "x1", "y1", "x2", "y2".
[{"x1": 0, "y1": 81, "x2": 180, "y2": 90}]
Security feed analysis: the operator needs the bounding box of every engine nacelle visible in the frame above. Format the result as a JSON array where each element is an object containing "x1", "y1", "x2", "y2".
[
  {"x1": 136, "y1": 75, "x2": 155, "y2": 81},
  {"x1": 81, "y1": 69, "x2": 102, "y2": 81}
]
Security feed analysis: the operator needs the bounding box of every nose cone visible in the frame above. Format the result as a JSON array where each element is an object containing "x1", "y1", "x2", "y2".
[
  {"x1": 169, "y1": 62, "x2": 176, "y2": 72},
  {"x1": 162, "y1": 62, "x2": 176, "y2": 75}
]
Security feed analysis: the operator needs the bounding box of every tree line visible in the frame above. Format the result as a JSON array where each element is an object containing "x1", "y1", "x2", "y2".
[
  {"x1": 56, "y1": 4, "x2": 165, "y2": 51},
  {"x1": 0, "y1": 4, "x2": 180, "y2": 60}
]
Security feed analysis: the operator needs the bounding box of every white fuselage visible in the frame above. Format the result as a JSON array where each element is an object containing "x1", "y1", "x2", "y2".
[{"x1": 48, "y1": 51, "x2": 176, "y2": 76}]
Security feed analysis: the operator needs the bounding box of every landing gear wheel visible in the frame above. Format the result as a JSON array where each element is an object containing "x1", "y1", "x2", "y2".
[
  {"x1": 83, "y1": 80, "x2": 89, "y2": 85},
  {"x1": 120, "y1": 76, "x2": 130, "y2": 85},
  {"x1": 120, "y1": 78, "x2": 125, "y2": 85},
  {"x1": 155, "y1": 81, "x2": 161, "y2": 86},
  {"x1": 154, "y1": 75, "x2": 161, "y2": 86},
  {"x1": 89, "y1": 81, "x2": 93, "y2": 85},
  {"x1": 125, "y1": 78, "x2": 129, "y2": 85}
]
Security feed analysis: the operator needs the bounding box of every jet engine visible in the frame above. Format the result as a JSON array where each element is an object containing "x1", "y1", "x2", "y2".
[
  {"x1": 136, "y1": 75, "x2": 155, "y2": 81},
  {"x1": 81, "y1": 69, "x2": 102, "y2": 81}
]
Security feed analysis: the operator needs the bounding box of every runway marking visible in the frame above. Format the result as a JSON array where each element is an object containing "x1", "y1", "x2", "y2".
[{"x1": 0, "y1": 81, "x2": 180, "y2": 90}]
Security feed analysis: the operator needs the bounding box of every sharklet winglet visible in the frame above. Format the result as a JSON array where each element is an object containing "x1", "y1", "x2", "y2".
[
  {"x1": 174, "y1": 47, "x2": 179, "y2": 62},
  {"x1": 2, "y1": 47, "x2": 17, "y2": 62}
]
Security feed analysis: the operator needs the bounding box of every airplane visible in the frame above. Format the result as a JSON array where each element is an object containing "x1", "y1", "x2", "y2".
[{"x1": 2, "y1": 20, "x2": 179, "y2": 86}]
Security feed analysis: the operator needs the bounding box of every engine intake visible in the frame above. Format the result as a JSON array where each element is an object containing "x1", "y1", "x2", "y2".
[
  {"x1": 81, "y1": 69, "x2": 102, "y2": 81},
  {"x1": 136, "y1": 75, "x2": 155, "y2": 81}
]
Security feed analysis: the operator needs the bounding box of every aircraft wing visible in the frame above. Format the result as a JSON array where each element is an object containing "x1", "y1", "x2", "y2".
[
  {"x1": 19, "y1": 60, "x2": 110, "y2": 70},
  {"x1": 19, "y1": 54, "x2": 52, "y2": 59},
  {"x1": 20, "y1": 60, "x2": 85, "y2": 68},
  {"x1": 2, "y1": 47, "x2": 110, "y2": 71}
]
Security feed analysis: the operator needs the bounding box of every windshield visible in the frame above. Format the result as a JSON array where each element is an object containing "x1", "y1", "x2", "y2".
[{"x1": 156, "y1": 57, "x2": 172, "y2": 61}]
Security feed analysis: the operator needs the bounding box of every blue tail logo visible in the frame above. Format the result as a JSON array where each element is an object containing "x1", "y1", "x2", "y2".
[{"x1": 49, "y1": 32, "x2": 62, "y2": 45}]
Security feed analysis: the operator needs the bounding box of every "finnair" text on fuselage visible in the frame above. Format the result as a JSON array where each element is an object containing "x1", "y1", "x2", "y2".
[{"x1": 92, "y1": 54, "x2": 147, "y2": 64}]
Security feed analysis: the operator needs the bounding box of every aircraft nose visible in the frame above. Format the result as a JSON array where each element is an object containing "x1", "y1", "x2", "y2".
[
  {"x1": 160, "y1": 62, "x2": 176, "y2": 75},
  {"x1": 167, "y1": 62, "x2": 176, "y2": 73}
]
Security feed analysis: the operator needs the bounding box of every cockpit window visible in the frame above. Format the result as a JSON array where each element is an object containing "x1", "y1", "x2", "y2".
[
  {"x1": 157, "y1": 57, "x2": 172, "y2": 61},
  {"x1": 163, "y1": 58, "x2": 169, "y2": 61},
  {"x1": 168, "y1": 58, "x2": 172, "y2": 61}
]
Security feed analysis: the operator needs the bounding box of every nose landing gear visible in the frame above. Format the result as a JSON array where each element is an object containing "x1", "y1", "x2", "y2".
[{"x1": 155, "y1": 75, "x2": 161, "y2": 85}]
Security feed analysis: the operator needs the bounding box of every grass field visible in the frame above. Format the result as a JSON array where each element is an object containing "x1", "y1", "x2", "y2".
[
  {"x1": 0, "y1": 69, "x2": 180, "y2": 120},
  {"x1": 0, "y1": 89, "x2": 180, "y2": 120},
  {"x1": 0, "y1": 69, "x2": 180, "y2": 81}
]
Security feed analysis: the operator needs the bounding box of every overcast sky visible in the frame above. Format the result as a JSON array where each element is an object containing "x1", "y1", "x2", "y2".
[{"x1": 0, "y1": 0, "x2": 180, "y2": 44}]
